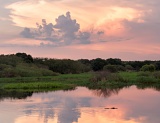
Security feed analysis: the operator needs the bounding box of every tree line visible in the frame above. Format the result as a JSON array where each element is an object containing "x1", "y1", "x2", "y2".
[{"x1": 0, "y1": 53, "x2": 160, "y2": 77}]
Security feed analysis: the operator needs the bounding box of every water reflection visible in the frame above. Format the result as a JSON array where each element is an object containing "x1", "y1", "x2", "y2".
[
  {"x1": 92, "y1": 87, "x2": 122, "y2": 98},
  {"x1": 136, "y1": 84, "x2": 160, "y2": 91},
  {"x1": 0, "y1": 86, "x2": 160, "y2": 123},
  {"x1": 0, "y1": 89, "x2": 33, "y2": 101},
  {"x1": 0, "y1": 89, "x2": 75, "y2": 101}
]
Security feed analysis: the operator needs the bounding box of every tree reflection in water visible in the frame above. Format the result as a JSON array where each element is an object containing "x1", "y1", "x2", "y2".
[
  {"x1": 92, "y1": 84, "x2": 160, "y2": 98},
  {"x1": 136, "y1": 84, "x2": 160, "y2": 91},
  {"x1": 0, "y1": 89, "x2": 33, "y2": 101},
  {"x1": 92, "y1": 87, "x2": 122, "y2": 98},
  {"x1": 1, "y1": 86, "x2": 160, "y2": 123},
  {"x1": 0, "y1": 88, "x2": 75, "y2": 101}
]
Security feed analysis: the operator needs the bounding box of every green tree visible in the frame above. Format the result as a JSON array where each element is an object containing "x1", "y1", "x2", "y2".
[
  {"x1": 140, "y1": 64, "x2": 155, "y2": 72},
  {"x1": 16, "y1": 53, "x2": 33, "y2": 63},
  {"x1": 0, "y1": 54, "x2": 23, "y2": 67},
  {"x1": 154, "y1": 61, "x2": 160, "y2": 70},
  {"x1": 103, "y1": 65, "x2": 125, "y2": 72},
  {"x1": 91, "y1": 58, "x2": 106, "y2": 71},
  {"x1": 125, "y1": 65, "x2": 134, "y2": 71},
  {"x1": 106, "y1": 58, "x2": 122, "y2": 65},
  {"x1": 103, "y1": 65, "x2": 118, "y2": 73}
]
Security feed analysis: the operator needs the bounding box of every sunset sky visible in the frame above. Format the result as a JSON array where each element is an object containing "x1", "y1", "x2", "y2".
[{"x1": 0, "y1": 0, "x2": 160, "y2": 60}]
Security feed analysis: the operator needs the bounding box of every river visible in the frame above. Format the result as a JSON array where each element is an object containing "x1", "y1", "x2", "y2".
[{"x1": 0, "y1": 86, "x2": 160, "y2": 123}]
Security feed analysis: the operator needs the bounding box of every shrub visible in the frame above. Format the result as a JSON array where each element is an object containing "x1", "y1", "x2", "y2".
[
  {"x1": 89, "y1": 71, "x2": 126, "y2": 83},
  {"x1": 137, "y1": 76, "x2": 157, "y2": 83},
  {"x1": 0, "y1": 68, "x2": 18, "y2": 77},
  {"x1": 0, "y1": 55, "x2": 23, "y2": 67},
  {"x1": 153, "y1": 71, "x2": 160, "y2": 79},
  {"x1": 89, "y1": 71, "x2": 111, "y2": 83},
  {"x1": 40, "y1": 68, "x2": 59, "y2": 76},
  {"x1": 140, "y1": 64, "x2": 155, "y2": 72},
  {"x1": 103, "y1": 65, "x2": 118, "y2": 73},
  {"x1": 117, "y1": 65, "x2": 126, "y2": 71},
  {"x1": 138, "y1": 71, "x2": 150, "y2": 77},
  {"x1": 103, "y1": 65, "x2": 125, "y2": 72},
  {"x1": 48, "y1": 59, "x2": 90, "y2": 74},
  {"x1": 125, "y1": 65, "x2": 134, "y2": 71},
  {"x1": 15, "y1": 63, "x2": 58, "y2": 77},
  {"x1": 91, "y1": 58, "x2": 106, "y2": 71}
]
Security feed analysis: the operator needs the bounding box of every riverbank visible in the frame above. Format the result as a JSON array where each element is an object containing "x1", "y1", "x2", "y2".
[
  {"x1": 0, "y1": 73, "x2": 91, "y2": 91},
  {"x1": 0, "y1": 71, "x2": 160, "y2": 91}
]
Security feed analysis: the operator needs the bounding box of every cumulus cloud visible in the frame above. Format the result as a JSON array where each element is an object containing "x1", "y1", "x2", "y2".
[
  {"x1": 8, "y1": 0, "x2": 150, "y2": 47},
  {"x1": 20, "y1": 28, "x2": 34, "y2": 38},
  {"x1": 39, "y1": 19, "x2": 54, "y2": 37},
  {"x1": 78, "y1": 31, "x2": 91, "y2": 44},
  {"x1": 20, "y1": 12, "x2": 98, "y2": 46},
  {"x1": 15, "y1": 0, "x2": 159, "y2": 48},
  {"x1": 54, "y1": 11, "x2": 80, "y2": 45}
]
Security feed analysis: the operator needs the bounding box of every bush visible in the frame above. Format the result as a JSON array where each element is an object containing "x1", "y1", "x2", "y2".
[
  {"x1": 103, "y1": 65, "x2": 118, "y2": 73},
  {"x1": 117, "y1": 65, "x2": 126, "y2": 71},
  {"x1": 89, "y1": 71, "x2": 126, "y2": 83},
  {"x1": 125, "y1": 65, "x2": 134, "y2": 71},
  {"x1": 0, "y1": 55, "x2": 23, "y2": 67},
  {"x1": 137, "y1": 76, "x2": 157, "y2": 83},
  {"x1": 0, "y1": 64, "x2": 18, "y2": 77},
  {"x1": 91, "y1": 58, "x2": 106, "y2": 71},
  {"x1": 6, "y1": 63, "x2": 59, "y2": 77},
  {"x1": 138, "y1": 71, "x2": 151, "y2": 77},
  {"x1": 153, "y1": 71, "x2": 160, "y2": 79},
  {"x1": 47, "y1": 59, "x2": 90, "y2": 74},
  {"x1": 40, "y1": 68, "x2": 59, "y2": 76},
  {"x1": 89, "y1": 71, "x2": 111, "y2": 83},
  {"x1": 140, "y1": 64, "x2": 155, "y2": 72},
  {"x1": 0, "y1": 68, "x2": 18, "y2": 78},
  {"x1": 103, "y1": 65, "x2": 125, "y2": 72}
]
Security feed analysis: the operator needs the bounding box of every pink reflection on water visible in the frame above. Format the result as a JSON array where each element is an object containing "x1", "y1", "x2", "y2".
[{"x1": 0, "y1": 86, "x2": 160, "y2": 123}]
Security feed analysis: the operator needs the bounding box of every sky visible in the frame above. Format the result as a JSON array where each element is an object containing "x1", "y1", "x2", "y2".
[{"x1": 0, "y1": 0, "x2": 160, "y2": 60}]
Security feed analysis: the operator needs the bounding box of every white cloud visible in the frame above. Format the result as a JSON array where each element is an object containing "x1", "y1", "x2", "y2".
[
  {"x1": 20, "y1": 12, "x2": 93, "y2": 46},
  {"x1": 6, "y1": 0, "x2": 146, "y2": 29},
  {"x1": 1, "y1": 0, "x2": 160, "y2": 60}
]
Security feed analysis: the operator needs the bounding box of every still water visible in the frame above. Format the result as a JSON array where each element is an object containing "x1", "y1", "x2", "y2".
[{"x1": 0, "y1": 86, "x2": 160, "y2": 123}]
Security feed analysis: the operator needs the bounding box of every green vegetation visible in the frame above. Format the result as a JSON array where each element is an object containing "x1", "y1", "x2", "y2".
[
  {"x1": 1, "y1": 53, "x2": 160, "y2": 77},
  {"x1": 103, "y1": 65, "x2": 125, "y2": 73},
  {"x1": 0, "y1": 53, "x2": 160, "y2": 92},
  {"x1": 0, "y1": 71, "x2": 159, "y2": 91},
  {"x1": 3, "y1": 82, "x2": 75, "y2": 90},
  {"x1": 0, "y1": 73, "x2": 91, "y2": 91},
  {"x1": 140, "y1": 64, "x2": 156, "y2": 72},
  {"x1": 88, "y1": 71, "x2": 160, "y2": 89}
]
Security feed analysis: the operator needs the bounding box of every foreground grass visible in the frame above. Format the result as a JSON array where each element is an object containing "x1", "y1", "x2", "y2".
[
  {"x1": 0, "y1": 71, "x2": 160, "y2": 91},
  {"x1": 0, "y1": 73, "x2": 91, "y2": 91},
  {"x1": 3, "y1": 82, "x2": 75, "y2": 90},
  {"x1": 88, "y1": 71, "x2": 160, "y2": 89}
]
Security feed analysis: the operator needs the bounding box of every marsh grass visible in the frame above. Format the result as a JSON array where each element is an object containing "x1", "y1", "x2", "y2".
[
  {"x1": 88, "y1": 71, "x2": 131, "y2": 89},
  {"x1": 89, "y1": 71, "x2": 160, "y2": 89},
  {"x1": 0, "y1": 72, "x2": 160, "y2": 91},
  {"x1": 90, "y1": 71, "x2": 128, "y2": 83},
  {"x1": 0, "y1": 73, "x2": 91, "y2": 91},
  {"x1": 137, "y1": 76, "x2": 158, "y2": 83},
  {"x1": 153, "y1": 71, "x2": 160, "y2": 79},
  {"x1": 3, "y1": 82, "x2": 75, "y2": 90},
  {"x1": 138, "y1": 71, "x2": 150, "y2": 77},
  {"x1": 137, "y1": 71, "x2": 160, "y2": 83}
]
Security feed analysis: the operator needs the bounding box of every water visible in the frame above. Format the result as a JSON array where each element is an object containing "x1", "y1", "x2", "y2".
[{"x1": 0, "y1": 86, "x2": 160, "y2": 123}]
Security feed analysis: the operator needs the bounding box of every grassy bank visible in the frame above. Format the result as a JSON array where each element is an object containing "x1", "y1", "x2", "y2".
[
  {"x1": 3, "y1": 82, "x2": 75, "y2": 90},
  {"x1": 0, "y1": 71, "x2": 160, "y2": 91},
  {"x1": 88, "y1": 71, "x2": 160, "y2": 89},
  {"x1": 0, "y1": 73, "x2": 91, "y2": 91}
]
